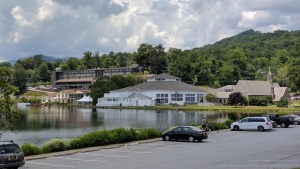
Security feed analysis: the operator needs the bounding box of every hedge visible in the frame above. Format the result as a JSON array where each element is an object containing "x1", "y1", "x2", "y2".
[{"x1": 21, "y1": 128, "x2": 162, "y2": 156}]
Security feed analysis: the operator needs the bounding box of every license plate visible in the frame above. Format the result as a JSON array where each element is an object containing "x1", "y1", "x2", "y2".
[{"x1": 9, "y1": 156, "x2": 16, "y2": 160}]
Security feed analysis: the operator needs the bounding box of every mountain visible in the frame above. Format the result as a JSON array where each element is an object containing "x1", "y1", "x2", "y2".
[{"x1": 7, "y1": 54, "x2": 69, "y2": 65}]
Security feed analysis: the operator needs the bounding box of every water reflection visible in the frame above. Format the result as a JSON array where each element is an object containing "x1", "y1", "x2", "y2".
[{"x1": 1, "y1": 105, "x2": 267, "y2": 146}]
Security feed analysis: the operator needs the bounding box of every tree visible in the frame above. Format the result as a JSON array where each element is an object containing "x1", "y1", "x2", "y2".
[
  {"x1": 91, "y1": 76, "x2": 118, "y2": 105},
  {"x1": 0, "y1": 62, "x2": 12, "y2": 68},
  {"x1": 149, "y1": 44, "x2": 167, "y2": 74},
  {"x1": 12, "y1": 64, "x2": 28, "y2": 95},
  {"x1": 135, "y1": 43, "x2": 153, "y2": 69},
  {"x1": 37, "y1": 63, "x2": 51, "y2": 82},
  {"x1": 82, "y1": 51, "x2": 94, "y2": 69},
  {"x1": 0, "y1": 67, "x2": 21, "y2": 136},
  {"x1": 287, "y1": 57, "x2": 300, "y2": 92},
  {"x1": 205, "y1": 93, "x2": 218, "y2": 102},
  {"x1": 65, "y1": 57, "x2": 80, "y2": 70},
  {"x1": 229, "y1": 92, "x2": 245, "y2": 106}
]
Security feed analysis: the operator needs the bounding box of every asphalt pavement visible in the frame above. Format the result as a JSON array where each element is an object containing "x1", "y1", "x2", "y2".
[{"x1": 23, "y1": 126, "x2": 300, "y2": 169}]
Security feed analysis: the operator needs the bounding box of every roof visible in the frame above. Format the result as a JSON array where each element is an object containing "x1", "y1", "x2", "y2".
[
  {"x1": 55, "y1": 78, "x2": 94, "y2": 83},
  {"x1": 111, "y1": 81, "x2": 205, "y2": 92},
  {"x1": 127, "y1": 93, "x2": 152, "y2": 99},
  {"x1": 219, "y1": 85, "x2": 235, "y2": 90},
  {"x1": 77, "y1": 96, "x2": 93, "y2": 102},
  {"x1": 273, "y1": 87, "x2": 288, "y2": 101},
  {"x1": 148, "y1": 73, "x2": 180, "y2": 80},
  {"x1": 216, "y1": 92, "x2": 231, "y2": 99},
  {"x1": 233, "y1": 80, "x2": 273, "y2": 96},
  {"x1": 60, "y1": 89, "x2": 91, "y2": 94}
]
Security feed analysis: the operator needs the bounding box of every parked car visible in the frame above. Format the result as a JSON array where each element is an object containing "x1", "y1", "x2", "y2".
[
  {"x1": 283, "y1": 115, "x2": 300, "y2": 125},
  {"x1": 262, "y1": 113, "x2": 294, "y2": 128},
  {"x1": 162, "y1": 126, "x2": 208, "y2": 142},
  {"x1": 0, "y1": 140, "x2": 25, "y2": 169},
  {"x1": 230, "y1": 117, "x2": 273, "y2": 131}
]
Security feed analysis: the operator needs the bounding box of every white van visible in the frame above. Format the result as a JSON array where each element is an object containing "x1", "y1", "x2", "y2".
[{"x1": 230, "y1": 117, "x2": 273, "y2": 131}]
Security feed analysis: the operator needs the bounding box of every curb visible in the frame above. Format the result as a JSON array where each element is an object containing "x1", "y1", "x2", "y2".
[{"x1": 25, "y1": 129, "x2": 231, "y2": 161}]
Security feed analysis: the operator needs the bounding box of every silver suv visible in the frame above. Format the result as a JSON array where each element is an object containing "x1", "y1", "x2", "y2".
[{"x1": 0, "y1": 140, "x2": 25, "y2": 169}]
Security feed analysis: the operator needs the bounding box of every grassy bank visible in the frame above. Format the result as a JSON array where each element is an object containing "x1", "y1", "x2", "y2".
[{"x1": 96, "y1": 103, "x2": 300, "y2": 113}]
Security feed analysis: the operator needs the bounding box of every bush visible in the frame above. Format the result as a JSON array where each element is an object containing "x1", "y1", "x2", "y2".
[
  {"x1": 21, "y1": 144, "x2": 40, "y2": 156},
  {"x1": 40, "y1": 138, "x2": 70, "y2": 153},
  {"x1": 24, "y1": 128, "x2": 163, "y2": 156},
  {"x1": 277, "y1": 98, "x2": 288, "y2": 107}
]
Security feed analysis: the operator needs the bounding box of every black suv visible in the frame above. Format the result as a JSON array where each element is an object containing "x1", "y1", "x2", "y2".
[{"x1": 0, "y1": 140, "x2": 25, "y2": 169}]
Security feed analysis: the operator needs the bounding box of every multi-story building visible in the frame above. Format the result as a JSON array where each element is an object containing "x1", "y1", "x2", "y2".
[{"x1": 52, "y1": 65, "x2": 143, "y2": 90}]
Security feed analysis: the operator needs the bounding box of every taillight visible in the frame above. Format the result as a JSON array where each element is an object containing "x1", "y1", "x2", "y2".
[
  {"x1": 266, "y1": 122, "x2": 269, "y2": 125},
  {"x1": 196, "y1": 132, "x2": 202, "y2": 135}
]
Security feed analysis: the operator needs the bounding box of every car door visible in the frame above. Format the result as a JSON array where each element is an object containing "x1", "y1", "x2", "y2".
[
  {"x1": 171, "y1": 127, "x2": 183, "y2": 140},
  {"x1": 239, "y1": 118, "x2": 249, "y2": 130},
  {"x1": 180, "y1": 127, "x2": 191, "y2": 140}
]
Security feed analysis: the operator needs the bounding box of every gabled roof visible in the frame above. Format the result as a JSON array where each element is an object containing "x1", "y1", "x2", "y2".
[
  {"x1": 233, "y1": 80, "x2": 273, "y2": 96},
  {"x1": 111, "y1": 81, "x2": 205, "y2": 92},
  {"x1": 127, "y1": 93, "x2": 152, "y2": 99},
  {"x1": 148, "y1": 73, "x2": 180, "y2": 80},
  {"x1": 274, "y1": 87, "x2": 288, "y2": 101}
]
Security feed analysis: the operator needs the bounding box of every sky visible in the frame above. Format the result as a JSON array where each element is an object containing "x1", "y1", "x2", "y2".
[{"x1": 0, "y1": 0, "x2": 299, "y2": 62}]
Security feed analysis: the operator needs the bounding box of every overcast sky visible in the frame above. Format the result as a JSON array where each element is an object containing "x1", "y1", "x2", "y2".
[{"x1": 0, "y1": 0, "x2": 299, "y2": 62}]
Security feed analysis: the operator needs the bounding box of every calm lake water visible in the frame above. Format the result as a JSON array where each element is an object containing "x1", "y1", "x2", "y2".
[{"x1": 1, "y1": 105, "x2": 267, "y2": 146}]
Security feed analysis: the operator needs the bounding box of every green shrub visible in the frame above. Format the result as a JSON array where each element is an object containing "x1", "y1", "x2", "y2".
[
  {"x1": 138, "y1": 128, "x2": 161, "y2": 140},
  {"x1": 224, "y1": 120, "x2": 234, "y2": 128},
  {"x1": 277, "y1": 98, "x2": 288, "y2": 107},
  {"x1": 71, "y1": 129, "x2": 113, "y2": 149},
  {"x1": 21, "y1": 144, "x2": 40, "y2": 156},
  {"x1": 40, "y1": 138, "x2": 69, "y2": 153}
]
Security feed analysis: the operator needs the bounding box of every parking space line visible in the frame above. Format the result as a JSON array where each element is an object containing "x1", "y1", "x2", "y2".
[
  {"x1": 26, "y1": 161, "x2": 75, "y2": 168},
  {"x1": 51, "y1": 157, "x2": 108, "y2": 162},
  {"x1": 152, "y1": 148, "x2": 172, "y2": 151},
  {"x1": 105, "y1": 149, "x2": 130, "y2": 153},
  {"x1": 168, "y1": 145, "x2": 189, "y2": 148},
  {"x1": 79, "y1": 153, "x2": 132, "y2": 158},
  {"x1": 219, "y1": 164, "x2": 298, "y2": 167},
  {"x1": 135, "y1": 151, "x2": 154, "y2": 154},
  {"x1": 249, "y1": 160, "x2": 300, "y2": 162}
]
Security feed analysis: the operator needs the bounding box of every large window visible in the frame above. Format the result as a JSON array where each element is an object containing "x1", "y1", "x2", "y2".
[
  {"x1": 171, "y1": 94, "x2": 183, "y2": 101},
  {"x1": 197, "y1": 94, "x2": 204, "y2": 102},
  {"x1": 156, "y1": 94, "x2": 168, "y2": 104},
  {"x1": 185, "y1": 94, "x2": 195, "y2": 103}
]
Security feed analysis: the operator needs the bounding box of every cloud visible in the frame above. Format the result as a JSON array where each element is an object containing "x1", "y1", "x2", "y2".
[{"x1": 0, "y1": 0, "x2": 300, "y2": 62}]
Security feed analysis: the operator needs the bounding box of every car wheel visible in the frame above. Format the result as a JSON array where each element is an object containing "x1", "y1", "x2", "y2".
[
  {"x1": 280, "y1": 122, "x2": 286, "y2": 128},
  {"x1": 258, "y1": 126, "x2": 264, "y2": 131},
  {"x1": 233, "y1": 125, "x2": 239, "y2": 131},
  {"x1": 188, "y1": 136, "x2": 195, "y2": 142},
  {"x1": 295, "y1": 121, "x2": 299, "y2": 125},
  {"x1": 164, "y1": 135, "x2": 170, "y2": 141}
]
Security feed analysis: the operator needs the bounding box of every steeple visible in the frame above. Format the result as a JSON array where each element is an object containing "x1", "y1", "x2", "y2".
[{"x1": 267, "y1": 67, "x2": 272, "y2": 84}]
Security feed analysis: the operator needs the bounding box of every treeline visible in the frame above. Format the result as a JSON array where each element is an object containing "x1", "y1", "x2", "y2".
[{"x1": 1, "y1": 29, "x2": 300, "y2": 94}]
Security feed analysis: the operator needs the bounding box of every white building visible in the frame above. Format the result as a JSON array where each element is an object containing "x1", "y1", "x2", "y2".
[{"x1": 97, "y1": 73, "x2": 206, "y2": 107}]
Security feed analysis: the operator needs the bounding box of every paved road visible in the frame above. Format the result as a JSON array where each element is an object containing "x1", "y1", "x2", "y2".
[{"x1": 23, "y1": 125, "x2": 300, "y2": 169}]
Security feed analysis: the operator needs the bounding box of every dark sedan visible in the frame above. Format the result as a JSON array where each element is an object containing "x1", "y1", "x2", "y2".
[{"x1": 162, "y1": 126, "x2": 208, "y2": 142}]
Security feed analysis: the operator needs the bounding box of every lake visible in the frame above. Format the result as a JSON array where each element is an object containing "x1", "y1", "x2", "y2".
[{"x1": 1, "y1": 105, "x2": 264, "y2": 146}]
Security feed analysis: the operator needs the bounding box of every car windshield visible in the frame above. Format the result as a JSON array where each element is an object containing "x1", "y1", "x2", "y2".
[
  {"x1": 0, "y1": 144, "x2": 22, "y2": 154},
  {"x1": 266, "y1": 118, "x2": 272, "y2": 122}
]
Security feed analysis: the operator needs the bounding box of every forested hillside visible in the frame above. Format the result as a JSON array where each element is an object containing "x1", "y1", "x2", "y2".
[{"x1": 1, "y1": 29, "x2": 300, "y2": 94}]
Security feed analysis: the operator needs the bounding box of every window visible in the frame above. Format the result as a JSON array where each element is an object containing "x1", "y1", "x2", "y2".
[
  {"x1": 197, "y1": 94, "x2": 204, "y2": 102},
  {"x1": 171, "y1": 94, "x2": 183, "y2": 101},
  {"x1": 185, "y1": 94, "x2": 195, "y2": 103},
  {"x1": 156, "y1": 93, "x2": 168, "y2": 104}
]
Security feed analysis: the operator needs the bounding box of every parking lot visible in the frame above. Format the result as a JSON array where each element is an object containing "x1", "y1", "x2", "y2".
[{"x1": 23, "y1": 125, "x2": 300, "y2": 169}]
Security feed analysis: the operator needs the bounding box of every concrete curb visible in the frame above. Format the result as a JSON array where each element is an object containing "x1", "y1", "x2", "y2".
[{"x1": 25, "y1": 129, "x2": 231, "y2": 161}]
